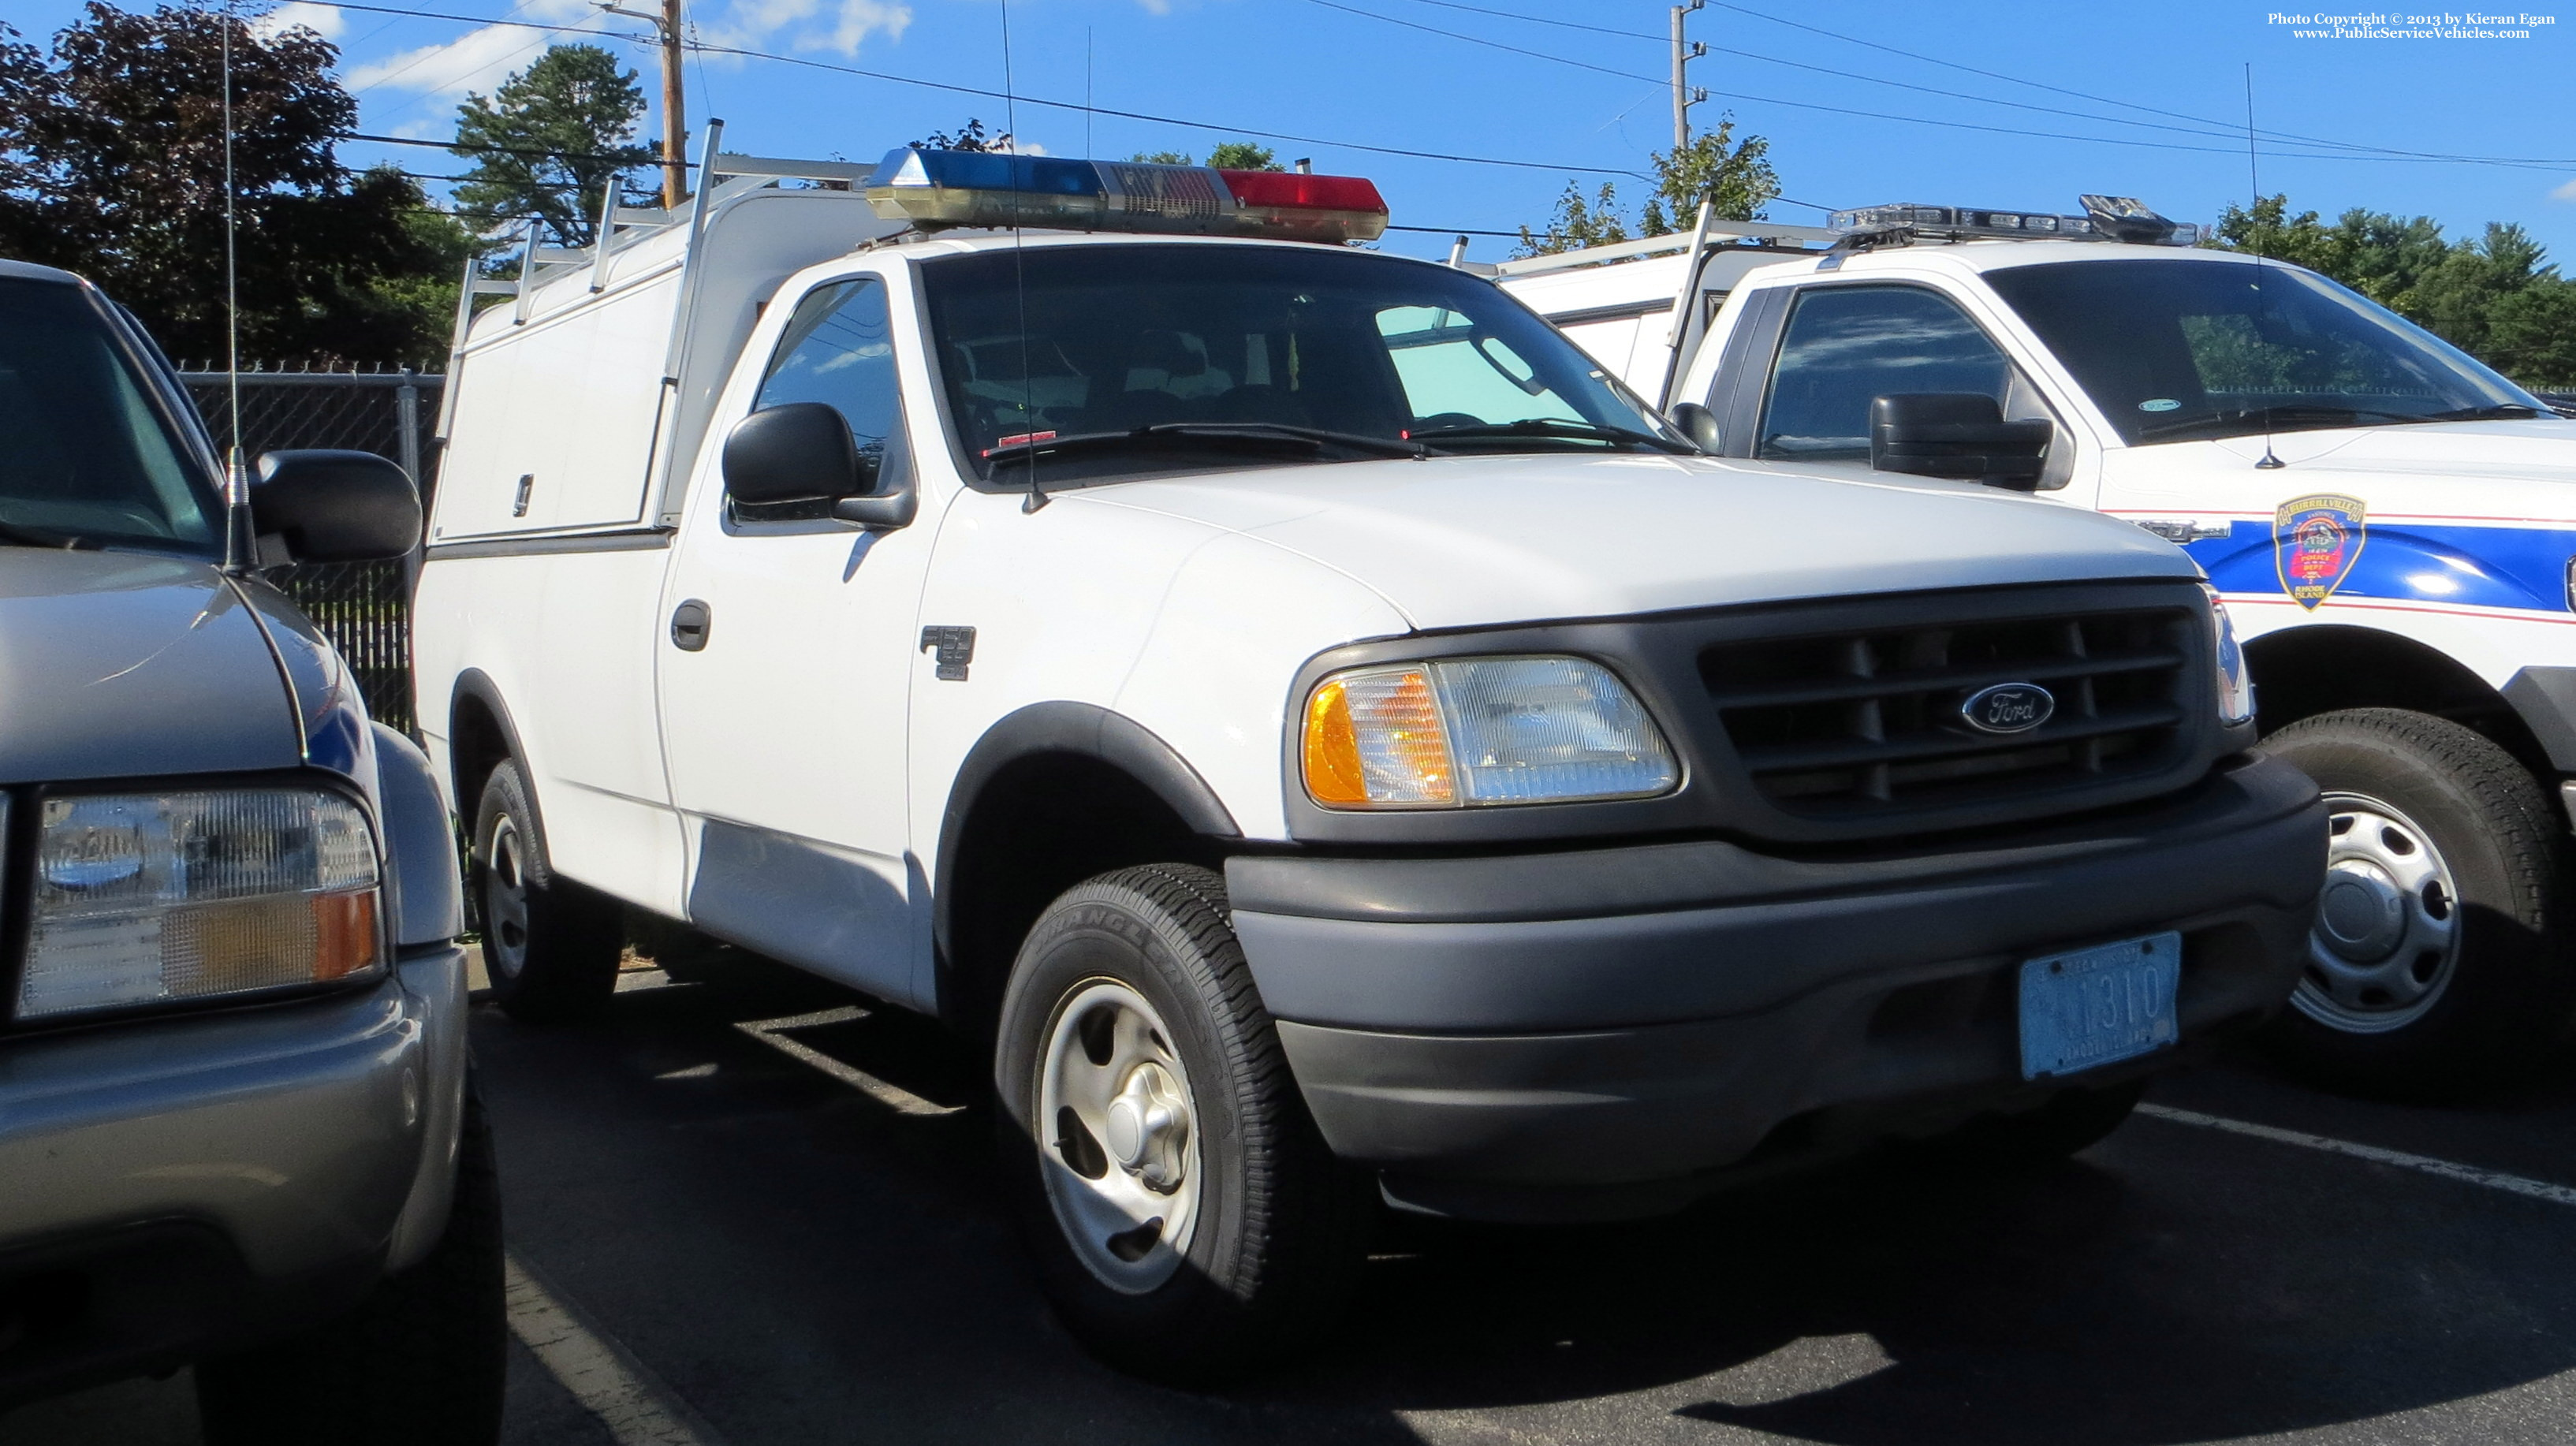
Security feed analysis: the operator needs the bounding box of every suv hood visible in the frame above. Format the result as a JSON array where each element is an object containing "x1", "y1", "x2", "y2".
[
  {"x1": 1080, "y1": 453, "x2": 2194, "y2": 630},
  {"x1": 0, "y1": 551, "x2": 300, "y2": 784},
  {"x1": 2113, "y1": 419, "x2": 2576, "y2": 514}
]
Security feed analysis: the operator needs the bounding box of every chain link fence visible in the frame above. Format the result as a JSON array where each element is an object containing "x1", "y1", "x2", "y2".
[{"x1": 180, "y1": 369, "x2": 442, "y2": 733}]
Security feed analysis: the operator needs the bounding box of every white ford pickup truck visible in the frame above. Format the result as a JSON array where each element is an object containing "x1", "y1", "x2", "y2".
[
  {"x1": 1505, "y1": 196, "x2": 2576, "y2": 1098},
  {"x1": 413, "y1": 148, "x2": 2322, "y2": 1378}
]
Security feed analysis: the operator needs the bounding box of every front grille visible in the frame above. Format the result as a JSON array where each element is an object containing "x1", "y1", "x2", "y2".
[{"x1": 1701, "y1": 602, "x2": 2198, "y2": 818}]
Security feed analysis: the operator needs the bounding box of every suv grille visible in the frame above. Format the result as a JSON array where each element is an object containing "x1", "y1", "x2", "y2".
[{"x1": 1701, "y1": 603, "x2": 2198, "y2": 818}]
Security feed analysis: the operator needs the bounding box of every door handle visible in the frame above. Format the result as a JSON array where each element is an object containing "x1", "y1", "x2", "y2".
[{"x1": 670, "y1": 598, "x2": 711, "y2": 651}]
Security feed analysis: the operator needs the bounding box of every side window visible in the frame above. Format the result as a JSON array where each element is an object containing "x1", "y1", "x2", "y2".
[
  {"x1": 1758, "y1": 285, "x2": 2012, "y2": 462},
  {"x1": 744, "y1": 277, "x2": 908, "y2": 522}
]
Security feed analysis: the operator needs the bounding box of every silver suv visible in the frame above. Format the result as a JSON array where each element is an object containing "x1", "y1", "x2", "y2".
[{"x1": 0, "y1": 260, "x2": 498, "y2": 1444}]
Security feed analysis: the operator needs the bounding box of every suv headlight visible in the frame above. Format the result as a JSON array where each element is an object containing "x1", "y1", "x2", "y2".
[
  {"x1": 1302, "y1": 655, "x2": 1679, "y2": 809},
  {"x1": 2203, "y1": 584, "x2": 2256, "y2": 727},
  {"x1": 13, "y1": 789, "x2": 382, "y2": 1023}
]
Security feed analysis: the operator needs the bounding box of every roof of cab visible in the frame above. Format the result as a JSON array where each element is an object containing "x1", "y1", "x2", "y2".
[
  {"x1": 0, "y1": 258, "x2": 85, "y2": 286},
  {"x1": 1777, "y1": 238, "x2": 2273, "y2": 280}
]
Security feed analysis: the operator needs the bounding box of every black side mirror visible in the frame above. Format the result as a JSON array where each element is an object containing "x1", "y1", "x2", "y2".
[
  {"x1": 722, "y1": 401, "x2": 915, "y2": 526},
  {"x1": 1869, "y1": 393, "x2": 2052, "y2": 490},
  {"x1": 251, "y1": 449, "x2": 421, "y2": 563},
  {"x1": 723, "y1": 401, "x2": 872, "y2": 504},
  {"x1": 1668, "y1": 401, "x2": 1723, "y2": 453}
]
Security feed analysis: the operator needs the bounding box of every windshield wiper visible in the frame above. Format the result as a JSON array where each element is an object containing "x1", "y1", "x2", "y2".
[
  {"x1": 1404, "y1": 418, "x2": 1695, "y2": 454},
  {"x1": 0, "y1": 520, "x2": 95, "y2": 550},
  {"x1": 983, "y1": 421, "x2": 1424, "y2": 465},
  {"x1": 2134, "y1": 404, "x2": 2434, "y2": 442},
  {"x1": 2422, "y1": 403, "x2": 2546, "y2": 422}
]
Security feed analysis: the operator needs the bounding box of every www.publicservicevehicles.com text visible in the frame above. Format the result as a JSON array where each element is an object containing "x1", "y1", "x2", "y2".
[{"x1": 2267, "y1": 10, "x2": 2555, "y2": 36}]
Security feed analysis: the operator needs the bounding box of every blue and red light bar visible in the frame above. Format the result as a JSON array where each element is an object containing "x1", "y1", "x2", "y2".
[{"x1": 863, "y1": 148, "x2": 1389, "y2": 244}]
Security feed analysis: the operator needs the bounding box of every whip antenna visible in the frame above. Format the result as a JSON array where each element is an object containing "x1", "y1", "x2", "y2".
[
  {"x1": 221, "y1": 0, "x2": 252, "y2": 565},
  {"x1": 1001, "y1": 0, "x2": 1045, "y2": 512},
  {"x1": 2246, "y1": 62, "x2": 2283, "y2": 471}
]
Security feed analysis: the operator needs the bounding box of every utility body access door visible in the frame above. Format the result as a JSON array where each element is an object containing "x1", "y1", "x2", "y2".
[{"x1": 654, "y1": 269, "x2": 940, "y2": 1010}]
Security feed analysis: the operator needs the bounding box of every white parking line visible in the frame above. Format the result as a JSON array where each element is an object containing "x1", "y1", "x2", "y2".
[
  {"x1": 505, "y1": 1254, "x2": 729, "y2": 1446},
  {"x1": 2136, "y1": 1102, "x2": 2576, "y2": 1208},
  {"x1": 734, "y1": 1007, "x2": 964, "y2": 1117}
]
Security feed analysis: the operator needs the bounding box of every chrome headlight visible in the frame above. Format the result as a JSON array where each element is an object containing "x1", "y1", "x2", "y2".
[
  {"x1": 2203, "y1": 584, "x2": 2256, "y2": 727},
  {"x1": 1302, "y1": 655, "x2": 1679, "y2": 809},
  {"x1": 13, "y1": 788, "x2": 382, "y2": 1023}
]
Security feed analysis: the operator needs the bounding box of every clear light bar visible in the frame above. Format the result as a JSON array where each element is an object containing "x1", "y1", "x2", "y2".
[
  {"x1": 1829, "y1": 199, "x2": 2198, "y2": 248},
  {"x1": 863, "y1": 148, "x2": 1389, "y2": 244}
]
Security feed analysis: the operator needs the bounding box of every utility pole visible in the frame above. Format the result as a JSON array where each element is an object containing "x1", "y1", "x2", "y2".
[
  {"x1": 598, "y1": 0, "x2": 688, "y2": 207},
  {"x1": 1670, "y1": 1, "x2": 1708, "y2": 151}
]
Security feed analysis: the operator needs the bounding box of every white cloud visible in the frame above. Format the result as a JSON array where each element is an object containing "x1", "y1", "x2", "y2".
[
  {"x1": 2555, "y1": 178, "x2": 2576, "y2": 203},
  {"x1": 697, "y1": 0, "x2": 910, "y2": 58},
  {"x1": 252, "y1": 2, "x2": 345, "y2": 42},
  {"x1": 1135, "y1": 0, "x2": 1172, "y2": 13},
  {"x1": 343, "y1": 0, "x2": 607, "y2": 102}
]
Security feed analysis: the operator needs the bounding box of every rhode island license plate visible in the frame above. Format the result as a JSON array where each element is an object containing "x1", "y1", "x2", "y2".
[{"x1": 2017, "y1": 932, "x2": 2182, "y2": 1080}]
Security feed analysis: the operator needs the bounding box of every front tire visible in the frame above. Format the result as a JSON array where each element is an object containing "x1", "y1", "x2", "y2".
[
  {"x1": 2257, "y1": 708, "x2": 2576, "y2": 1098},
  {"x1": 197, "y1": 1083, "x2": 507, "y2": 1446},
  {"x1": 473, "y1": 759, "x2": 621, "y2": 1023},
  {"x1": 993, "y1": 864, "x2": 1369, "y2": 1385}
]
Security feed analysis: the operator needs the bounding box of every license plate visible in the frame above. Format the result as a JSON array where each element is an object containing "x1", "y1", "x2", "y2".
[{"x1": 2018, "y1": 932, "x2": 2181, "y2": 1080}]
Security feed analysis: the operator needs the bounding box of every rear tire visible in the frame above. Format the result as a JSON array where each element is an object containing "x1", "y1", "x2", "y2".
[
  {"x1": 473, "y1": 759, "x2": 621, "y2": 1023},
  {"x1": 197, "y1": 1082, "x2": 506, "y2": 1446},
  {"x1": 993, "y1": 864, "x2": 1370, "y2": 1385},
  {"x1": 2257, "y1": 708, "x2": 2576, "y2": 1098}
]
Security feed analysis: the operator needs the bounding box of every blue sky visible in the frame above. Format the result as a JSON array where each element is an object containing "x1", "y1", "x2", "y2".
[{"x1": 13, "y1": 0, "x2": 2574, "y2": 265}]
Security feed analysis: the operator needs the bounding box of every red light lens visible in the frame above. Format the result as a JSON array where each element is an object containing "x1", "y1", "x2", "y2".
[{"x1": 1219, "y1": 170, "x2": 1387, "y2": 215}]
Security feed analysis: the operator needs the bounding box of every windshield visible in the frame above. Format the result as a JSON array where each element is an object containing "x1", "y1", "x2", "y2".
[
  {"x1": 919, "y1": 243, "x2": 1681, "y2": 484},
  {"x1": 0, "y1": 278, "x2": 222, "y2": 553},
  {"x1": 1981, "y1": 257, "x2": 2548, "y2": 446}
]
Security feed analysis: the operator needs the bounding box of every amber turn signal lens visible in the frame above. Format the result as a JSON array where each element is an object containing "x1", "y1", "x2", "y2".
[{"x1": 1302, "y1": 666, "x2": 1456, "y2": 808}]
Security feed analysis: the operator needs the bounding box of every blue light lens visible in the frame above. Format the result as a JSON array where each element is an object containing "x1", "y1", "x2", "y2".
[{"x1": 869, "y1": 147, "x2": 1103, "y2": 197}]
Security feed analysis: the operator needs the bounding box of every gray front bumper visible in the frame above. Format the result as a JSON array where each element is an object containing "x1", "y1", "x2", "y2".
[
  {"x1": 1228, "y1": 756, "x2": 2323, "y2": 1221},
  {"x1": 0, "y1": 943, "x2": 468, "y2": 1400}
]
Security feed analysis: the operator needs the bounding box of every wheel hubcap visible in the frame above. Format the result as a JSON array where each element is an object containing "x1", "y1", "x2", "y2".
[
  {"x1": 1035, "y1": 980, "x2": 1202, "y2": 1293},
  {"x1": 483, "y1": 815, "x2": 531, "y2": 981},
  {"x1": 2294, "y1": 793, "x2": 2460, "y2": 1034}
]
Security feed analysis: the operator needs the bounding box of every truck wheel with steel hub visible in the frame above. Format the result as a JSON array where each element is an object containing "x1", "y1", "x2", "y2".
[
  {"x1": 2257, "y1": 708, "x2": 2575, "y2": 1098},
  {"x1": 472, "y1": 760, "x2": 621, "y2": 1023},
  {"x1": 995, "y1": 864, "x2": 1369, "y2": 1383},
  {"x1": 2300, "y1": 793, "x2": 2460, "y2": 1031}
]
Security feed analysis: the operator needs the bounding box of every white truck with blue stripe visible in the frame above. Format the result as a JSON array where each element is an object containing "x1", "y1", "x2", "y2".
[{"x1": 1507, "y1": 197, "x2": 2576, "y2": 1098}]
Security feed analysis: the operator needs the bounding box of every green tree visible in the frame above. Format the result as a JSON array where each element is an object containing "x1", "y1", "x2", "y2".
[
  {"x1": 2210, "y1": 192, "x2": 2576, "y2": 390},
  {"x1": 0, "y1": 3, "x2": 453, "y2": 366},
  {"x1": 1124, "y1": 143, "x2": 1283, "y2": 169},
  {"x1": 1640, "y1": 115, "x2": 1777, "y2": 234},
  {"x1": 1513, "y1": 181, "x2": 1629, "y2": 258},
  {"x1": 915, "y1": 119, "x2": 1012, "y2": 152},
  {"x1": 1206, "y1": 141, "x2": 1282, "y2": 171},
  {"x1": 451, "y1": 44, "x2": 651, "y2": 248}
]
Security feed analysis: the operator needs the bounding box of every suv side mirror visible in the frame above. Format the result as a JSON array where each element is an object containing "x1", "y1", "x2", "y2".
[
  {"x1": 252, "y1": 449, "x2": 421, "y2": 563},
  {"x1": 722, "y1": 401, "x2": 915, "y2": 527},
  {"x1": 1869, "y1": 393, "x2": 2052, "y2": 490},
  {"x1": 1668, "y1": 401, "x2": 1723, "y2": 453}
]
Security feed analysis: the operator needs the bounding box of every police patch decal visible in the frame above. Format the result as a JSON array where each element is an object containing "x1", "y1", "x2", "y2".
[{"x1": 2273, "y1": 494, "x2": 2367, "y2": 610}]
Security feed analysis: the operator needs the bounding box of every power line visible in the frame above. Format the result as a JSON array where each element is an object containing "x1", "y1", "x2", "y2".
[
  {"x1": 316, "y1": 0, "x2": 1648, "y2": 177},
  {"x1": 1305, "y1": 0, "x2": 2576, "y2": 170},
  {"x1": 344, "y1": 129, "x2": 672, "y2": 166}
]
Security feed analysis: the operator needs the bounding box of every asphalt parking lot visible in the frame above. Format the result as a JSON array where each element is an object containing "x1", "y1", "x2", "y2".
[{"x1": 10, "y1": 946, "x2": 2574, "y2": 1446}]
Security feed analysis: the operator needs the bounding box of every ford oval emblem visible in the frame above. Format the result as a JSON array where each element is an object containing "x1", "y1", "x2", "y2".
[{"x1": 1961, "y1": 683, "x2": 2055, "y2": 735}]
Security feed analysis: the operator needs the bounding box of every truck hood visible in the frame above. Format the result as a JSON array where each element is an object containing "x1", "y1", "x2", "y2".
[
  {"x1": 2118, "y1": 419, "x2": 2576, "y2": 511},
  {"x1": 1077, "y1": 453, "x2": 2195, "y2": 631},
  {"x1": 0, "y1": 550, "x2": 300, "y2": 784}
]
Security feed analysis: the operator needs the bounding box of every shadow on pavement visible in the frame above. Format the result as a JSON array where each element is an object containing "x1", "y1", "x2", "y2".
[{"x1": 476, "y1": 951, "x2": 2576, "y2": 1446}]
